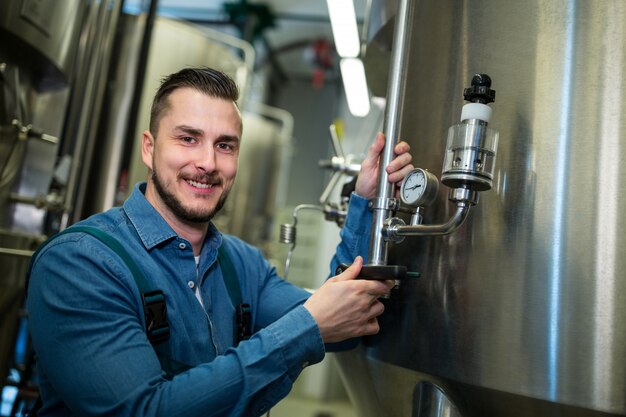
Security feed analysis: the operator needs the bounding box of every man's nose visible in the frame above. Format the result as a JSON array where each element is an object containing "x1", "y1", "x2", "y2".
[{"x1": 193, "y1": 144, "x2": 217, "y2": 172}]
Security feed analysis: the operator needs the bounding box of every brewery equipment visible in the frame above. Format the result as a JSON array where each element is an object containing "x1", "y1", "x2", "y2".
[{"x1": 333, "y1": 0, "x2": 626, "y2": 416}]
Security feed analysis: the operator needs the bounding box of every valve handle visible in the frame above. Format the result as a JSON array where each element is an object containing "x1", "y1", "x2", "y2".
[
  {"x1": 335, "y1": 263, "x2": 420, "y2": 280},
  {"x1": 463, "y1": 73, "x2": 496, "y2": 104}
]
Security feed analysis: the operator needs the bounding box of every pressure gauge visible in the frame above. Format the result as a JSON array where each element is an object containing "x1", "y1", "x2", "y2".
[{"x1": 400, "y1": 168, "x2": 440, "y2": 207}]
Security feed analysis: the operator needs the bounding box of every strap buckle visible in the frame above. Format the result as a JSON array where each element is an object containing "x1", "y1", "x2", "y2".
[
  {"x1": 142, "y1": 290, "x2": 170, "y2": 344},
  {"x1": 236, "y1": 303, "x2": 252, "y2": 344}
]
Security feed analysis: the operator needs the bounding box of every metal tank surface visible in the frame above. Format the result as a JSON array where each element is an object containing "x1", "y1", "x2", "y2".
[
  {"x1": 0, "y1": 0, "x2": 122, "y2": 396},
  {"x1": 335, "y1": 1, "x2": 626, "y2": 416},
  {"x1": 0, "y1": 0, "x2": 86, "y2": 87}
]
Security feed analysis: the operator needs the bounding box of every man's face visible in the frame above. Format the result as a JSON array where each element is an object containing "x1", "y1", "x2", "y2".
[{"x1": 141, "y1": 87, "x2": 242, "y2": 225}]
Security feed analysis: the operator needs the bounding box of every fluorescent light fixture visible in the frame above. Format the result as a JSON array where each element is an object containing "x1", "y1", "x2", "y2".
[
  {"x1": 326, "y1": 0, "x2": 361, "y2": 58},
  {"x1": 340, "y1": 58, "x2": 370, "y2": 117}
]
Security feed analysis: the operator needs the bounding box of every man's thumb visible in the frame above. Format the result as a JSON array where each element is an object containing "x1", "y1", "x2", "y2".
[{"x1": 334, "y1": 256, "x2": 363, "y2": 281}]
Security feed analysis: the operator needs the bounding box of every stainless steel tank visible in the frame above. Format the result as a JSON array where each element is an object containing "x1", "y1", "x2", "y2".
[
  {"x1": 0, "y1": 0, "x2": 86, "y2": 384},
  {"x1": 0, "y1": 0, "x2": 121, "y2": 391},
  {"x1": 0, "y1": 0, "x2": 86, "y2": 88},
  {"x1": 335, "y1": 0, "x2": 626, "y2": 416}
]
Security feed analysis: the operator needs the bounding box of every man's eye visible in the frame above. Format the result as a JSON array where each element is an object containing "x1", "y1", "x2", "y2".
[
  {"x1": 181, "y1": 136, "x2": 196, "y2": 144},
  {"x1": 217, "y1": 142, "x2": 235, "y2": 153}
]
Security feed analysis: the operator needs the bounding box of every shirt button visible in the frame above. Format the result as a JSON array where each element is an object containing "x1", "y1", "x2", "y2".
[
  {"x1": 188, "y1": 281, "x2": 195, "y2": 289},
  {"x1": 179, "y1": 242, "x2": 187, "y2": 250}
]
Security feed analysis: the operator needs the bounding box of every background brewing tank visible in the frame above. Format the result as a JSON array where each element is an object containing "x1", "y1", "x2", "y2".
[{"x1": 334, "y1": 0, "x2": 626, "y2": 416}]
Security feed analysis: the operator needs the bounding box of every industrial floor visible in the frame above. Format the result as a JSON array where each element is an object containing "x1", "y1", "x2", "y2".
[
  {"x1": 2, "y1": 387, "x2": 357, "y2": 417},
  {"x1": 270, "y1": 396, "x2": 357, "y2": 417}
]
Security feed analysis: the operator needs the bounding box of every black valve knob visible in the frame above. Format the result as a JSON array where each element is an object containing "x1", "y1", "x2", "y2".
[{"x1": 463, "y1": 73, "x2": 496, "y2": 104}]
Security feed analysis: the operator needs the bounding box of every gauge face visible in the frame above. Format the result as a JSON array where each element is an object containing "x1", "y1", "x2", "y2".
[
  {"x1": 401, "y1": 169, "x2": 426, "y2": 205},
  {"x1": 400, "y1": 168, "x2": 439, "y2": 207}
]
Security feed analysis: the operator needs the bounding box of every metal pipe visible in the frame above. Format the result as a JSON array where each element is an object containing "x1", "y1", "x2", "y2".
[
  {"x1": 117, "y1": 0, "x2": 159, "y2": 189},
  {"x1": 281, "y1": 204, "x2": 325, "y2": 280},
  {"x1": 61, "y1": 0, "x2": 123, "y2": 228},
  {"x1": 69, "y1": 0, "x2": 123, "y2": 225},
  {"x1": 318, "y1": 157, "x2": 361, "y2": 176},
  {"x1": 319, "y1": 171, "x2": 343, "y2": 205},
  {"x1": 368, "y1": 0, "x2": 415, "y2": 265},
  {"x1": 0, "y1": 247, "x2": 34, "y2": 258},
  {"x1": 386, "y1": 204, "x2": 472, "y2": 239},
  {"x1": 59, "y1": 3, "x2": 101, "y2": 229},
  {"x1": 9, "y1": 192, "x2": 65, "y2": 211}
]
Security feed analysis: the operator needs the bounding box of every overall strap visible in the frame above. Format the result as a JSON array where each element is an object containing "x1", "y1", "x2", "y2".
[
  {"x1": 27, "y1": 226, "x2": 170, "y2": 344},
  {"x1": 26, "y1": 228, "x2": 250, "y2": 383},
  {"x1": 217, "y1": 245, "x2": 251, "y2": 344}
]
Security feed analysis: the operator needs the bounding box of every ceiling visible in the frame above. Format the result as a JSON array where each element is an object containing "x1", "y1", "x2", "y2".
[{"x1": 124, "y1": 0, "x2": 370, "y2": 81}]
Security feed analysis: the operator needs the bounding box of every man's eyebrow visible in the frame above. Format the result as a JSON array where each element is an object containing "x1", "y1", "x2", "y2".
[
  {"x1": 173, "y1": 125, "x2": 240, "y2": 144},
  {"x1": 173, "y1": 125, "x2": 204, "y2": 136},
  {"x1": 217, "y1": 134, "x2": 240, "y2": 143}
]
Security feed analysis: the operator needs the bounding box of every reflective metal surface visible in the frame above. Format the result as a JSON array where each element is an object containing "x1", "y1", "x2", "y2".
[
  {"x1": 414, "y1": 381, "x2": 462, "y2": 417},
  {"x1": 0, "y1": 0, "x2": 86, "y2": 87},
  {"x1": 0, "y1": 0, "x2": 122, "y2": 394},
  {"x1": 0, "y1": 229, "x2": 41, "y2": 384},
  {"x1": 338, "y1": 0, "x2": 626, "y2": 416}
]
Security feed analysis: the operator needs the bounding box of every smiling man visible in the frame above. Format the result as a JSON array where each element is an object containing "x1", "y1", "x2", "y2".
[
  {"x1": 143, "y1": 84, "x2": 242, "y2": 252},
  {"x1": 26, "y1": 67, "x2": 414, "y2": 417}
]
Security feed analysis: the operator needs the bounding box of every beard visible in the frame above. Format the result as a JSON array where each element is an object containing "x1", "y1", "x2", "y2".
[{"x1": 151, "y1": 167, "x2": 230, "y2": 223}]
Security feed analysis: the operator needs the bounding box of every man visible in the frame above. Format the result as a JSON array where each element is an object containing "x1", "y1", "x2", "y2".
[{"x1": 27, "y1": 67, "x2": 414, "y2": 416}]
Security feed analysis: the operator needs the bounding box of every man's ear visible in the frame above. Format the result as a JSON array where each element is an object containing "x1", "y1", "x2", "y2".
[{"x1": 141, "y1": 130, "x2": 155, "y2": 170}]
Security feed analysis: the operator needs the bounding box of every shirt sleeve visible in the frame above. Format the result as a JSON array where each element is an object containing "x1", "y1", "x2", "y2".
[
  {"x1": 27, "y1": 233, "x2": 324, "y2": 417},
  {"x1": 330, "y1": 192, "x2": 373, "y2": 273},
  {"x1": 323, "y1": 193, "x2": 373, "y2": 352}
]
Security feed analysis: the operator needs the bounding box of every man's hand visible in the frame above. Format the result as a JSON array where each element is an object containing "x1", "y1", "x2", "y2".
[
  {"x1": 355, "y1": 132, "x2": 414, "y2": 200},
  {"x1": 303, "y1": 257, "x2": 395, "y2": 343}
]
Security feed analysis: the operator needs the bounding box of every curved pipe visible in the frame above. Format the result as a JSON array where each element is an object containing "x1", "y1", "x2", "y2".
[
  {"x1": 385, "y1": 204, "x2": 472, "y2": 238},
  {"x1": 281, "y1": 204, "x2": 325, "y2": 280}
]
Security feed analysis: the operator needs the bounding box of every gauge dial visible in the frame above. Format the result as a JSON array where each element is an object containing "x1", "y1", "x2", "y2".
[{"x1": 400, "y1": 168, "x2": 439, "y2": 207}]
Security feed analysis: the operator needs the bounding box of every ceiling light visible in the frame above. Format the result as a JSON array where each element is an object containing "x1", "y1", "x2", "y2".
[
  {"x1": 340, "y1": 58, "x2": 370, "y2": 117},
  {"x1": 326, "y1": 0, "x2": 361, "y2": 58}
]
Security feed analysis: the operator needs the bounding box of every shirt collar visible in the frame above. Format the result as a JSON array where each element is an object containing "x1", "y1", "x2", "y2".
[{"x1": 123, "y1": 182, "x2": 222, "y2": 252}]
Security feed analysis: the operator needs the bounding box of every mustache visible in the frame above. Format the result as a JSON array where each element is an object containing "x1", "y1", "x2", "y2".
[{"x1": 183, "y1": 173, "x2": 222, "y2": 185}]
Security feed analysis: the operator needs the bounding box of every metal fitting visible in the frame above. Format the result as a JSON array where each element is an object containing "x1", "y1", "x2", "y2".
[
  {"x1": 382, "y1": 217, "x2": 406, "y2": 243},
  {"x1": 448, "y1": 188, "x2": 479, "y2": 205}
]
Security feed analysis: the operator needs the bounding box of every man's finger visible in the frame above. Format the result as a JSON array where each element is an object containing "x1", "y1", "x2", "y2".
[
  {"x1": 363, "y1": 133, "x2": 385, "y2": 167},
  {"x1": 364, "y1": 280, "x2": 395, "y2": 299},
  {"x1": 393, "y1": 140, "x2": 410, "y2": 155},
  {"x1": 388, "y1": 162, "x2": 415, "y2": 184},
  {"x1": 333, "y1": 256, "x2": 363, "y2": 281}
]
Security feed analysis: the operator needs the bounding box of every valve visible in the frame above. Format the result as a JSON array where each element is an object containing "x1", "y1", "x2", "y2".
[
  {"x1": 279, "y1": 124, "x2": 361, "y2": 279},
  {"x1": 441, "y1": 73, "x2": 499, "y2": 192}
]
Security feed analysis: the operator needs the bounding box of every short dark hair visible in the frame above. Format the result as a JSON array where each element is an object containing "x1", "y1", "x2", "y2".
[{"x1": 149, "y1": 67, "x2": 240, "y2": 136}]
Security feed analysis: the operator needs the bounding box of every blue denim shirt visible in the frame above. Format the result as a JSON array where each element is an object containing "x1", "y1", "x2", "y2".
[{"x1": 27, "y1": 182, "x2": 372, "y2": 417}]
